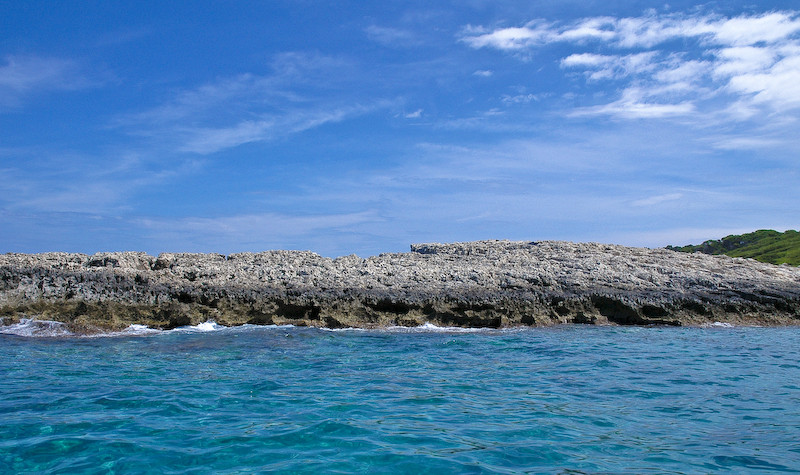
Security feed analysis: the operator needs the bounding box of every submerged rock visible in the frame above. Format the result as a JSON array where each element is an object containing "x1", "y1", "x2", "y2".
[{"x1": 1, "y1": 240, "x2": 799, "y2": 333}]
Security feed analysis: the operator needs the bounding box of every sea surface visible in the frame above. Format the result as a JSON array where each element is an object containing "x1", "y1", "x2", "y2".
[{"x1": 1, "y1": 322, "x2": 799, "y2": 474}]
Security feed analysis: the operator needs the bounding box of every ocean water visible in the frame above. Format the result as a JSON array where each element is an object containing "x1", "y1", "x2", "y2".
[{"x1": 1, "y1": 323, "x2": 799, "y2": 474}]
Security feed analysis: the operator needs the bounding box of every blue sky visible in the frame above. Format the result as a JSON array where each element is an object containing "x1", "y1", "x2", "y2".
[{"x1": 1, "y1": 1, "x2": 799, "y2": 257}]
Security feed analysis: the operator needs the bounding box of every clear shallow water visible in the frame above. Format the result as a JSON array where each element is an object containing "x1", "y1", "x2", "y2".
[{"x1": 2, "y1": 324, "x2": 799, "y2": 474}]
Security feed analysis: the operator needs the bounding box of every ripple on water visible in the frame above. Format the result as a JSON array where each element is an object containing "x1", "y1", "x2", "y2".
[{"x1": 1, "y1": 325, "x2": 799, "y2": 473}]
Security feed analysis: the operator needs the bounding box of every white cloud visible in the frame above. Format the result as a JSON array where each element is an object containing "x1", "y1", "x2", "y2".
[
  {"x1": 711, "y1": 12, "x2": 800, "y2": 46},
  {"x1": 726, "y1": 55, "x2": 800, "y2": 110},
  {"x1": 473, "y1": 69, "x2": 493, "y2": 77},
  {"x1": 461, "y1": 22, "x2": 553, "y2": 50},
  {"x1": 463, "y1": 11, "x2": 800, "y2": 51},
  {"x1": 600, "y1": 12, "x2": 800, "y2": 48},
  {"x1": 561, "y1": 53, "x2": 613, "y2": 68},
  {"x1": 612, "y1": 15, "x2": 692, "y2": 48},
  {"x1": 463, "y1": 10, "x2": 800, "y2": 119},
  {"x1": 404, "y1": 109, "x2": 423, "y2": 119},
  {"x1": 463, "y1": 17, "x2": 619, "y2": 50},
  {"x1": 713, "y1": 46, "x2": 778, "y2": 78},
  {"x1": 557, "y1": 17, "x2": 617, "y2": 42}
]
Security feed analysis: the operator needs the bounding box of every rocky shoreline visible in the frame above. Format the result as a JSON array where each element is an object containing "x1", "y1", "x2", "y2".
[{"x1": 2, "y1": 240, "x2": 799, "y2": 334}]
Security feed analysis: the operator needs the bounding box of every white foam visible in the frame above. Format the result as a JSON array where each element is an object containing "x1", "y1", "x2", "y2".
[
  {"x1": 86, "y1": 324, "x2": 162, "y2": 338},
  {"x1": 708, "y1": 322, "x2": 735, "y2": 328},
  {"x1": 172, "y1": 320, "x2": 222, "y2": 333},
  {"x1": 0, "y1": 318, "x2": 73, "y2": 337},
  {"x1": 318, "y1": 322, "x2": 487, "y2": 333},
  {"x1": 387, "y1": 322, "x2": 496, "y2": 333},
  {"x1": 239, "y1": 323, "x2": 296, "y2": 329},
  {"x1": 318, "y1": 322, "x2": 520, "y2": 333},
  {"x1": 126, "y1": 324, "x2": 157, "y2": 333},
  {"x1": 195, "y1": 321, "x2": 220, "y2": 331},
  {"x1": 0, "y1": 318, "x2": 513, "y2": 338},
  {"x1": 319, "y1": 326, "x2": 368, "y2": 332}
]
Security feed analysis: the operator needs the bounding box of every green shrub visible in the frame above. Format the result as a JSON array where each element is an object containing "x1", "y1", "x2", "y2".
[{"x1": 666, "y1": 229, "x2": 800, "y2": 266}]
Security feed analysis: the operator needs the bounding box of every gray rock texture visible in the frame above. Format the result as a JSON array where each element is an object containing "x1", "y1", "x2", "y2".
[{"x1": 2, "y1": 240, "x2": 799, "y2": 333}]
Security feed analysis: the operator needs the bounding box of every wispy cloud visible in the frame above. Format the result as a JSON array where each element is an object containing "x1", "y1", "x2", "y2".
[
  {"x1": 561, "y1": 52, "x2": 658, "y2": 80},
  {"x1": 462, "y1": 11, "x2": 800, "y2": 120},
  {"x1": 0, "y1": 148, "x2": 191, "y2": 214},
  {"x1": 178, "y1": 120, "x2": 275, "y2": 155},
  {"x1": 0, "y1": 55, "x2": 95, "y2": 108},
  {"x1": 631, "y1": 192, "x2": 683, "y2": 207},
  {"x1": 177, "y1": 104, "x2": 375, "y2": 154},
  {"x1": 278, "y1": 122, "x2": 795, "y2": 251},
  {"x1": 463, "y1": 11, "x2": 800, "y2": 50},
  {"x1": 365, "y1": 25, "x2": 422, "y2": 47},
  {"x1": 569, "y1": 88, "x2": 695, "y2": 119},
  {"x1": 119, "y1": 52, "x2": 390, "y2": 154},
  {"x1": 710, "y1": 136, "x2": 784, "y2": 150},
  {"x1": 500, "y1": 93, "x2": 541, "y2": 104},
  {"x1": 708, "y1": 12, "x2": 800, "y2": 46}
]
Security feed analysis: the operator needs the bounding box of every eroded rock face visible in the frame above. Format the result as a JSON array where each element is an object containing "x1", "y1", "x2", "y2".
[{"x1": 1, "y1": 240, "x2": 799, "y2": 333}]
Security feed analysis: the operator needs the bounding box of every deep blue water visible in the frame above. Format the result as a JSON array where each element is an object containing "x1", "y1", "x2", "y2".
[{"x1": 1, "y1": 323, "x2": 800, "y2": 474}]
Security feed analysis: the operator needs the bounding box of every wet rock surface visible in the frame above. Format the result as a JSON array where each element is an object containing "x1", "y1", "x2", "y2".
[{"x1": 1, "y1": 240, "x2": 799, "y2": 333}]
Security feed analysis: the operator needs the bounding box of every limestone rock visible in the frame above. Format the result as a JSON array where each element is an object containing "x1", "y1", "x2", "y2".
[{"x1": 1, "y1": 240, "x2": 799, "y2": 333}]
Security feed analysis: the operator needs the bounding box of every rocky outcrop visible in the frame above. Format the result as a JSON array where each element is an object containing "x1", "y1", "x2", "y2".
[{"x1": 1, "y1": 240, "x2": 799, "y2": 333}]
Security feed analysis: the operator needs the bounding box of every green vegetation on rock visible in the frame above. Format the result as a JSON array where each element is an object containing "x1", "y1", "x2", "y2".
[{"x1": 667, "y1": 229, "x2": 800, "y2": 266}]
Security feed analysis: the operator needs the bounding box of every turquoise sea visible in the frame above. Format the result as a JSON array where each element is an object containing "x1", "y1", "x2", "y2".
[{"x1": 2, "y1": 322, "x2": 799, "y2": 474}]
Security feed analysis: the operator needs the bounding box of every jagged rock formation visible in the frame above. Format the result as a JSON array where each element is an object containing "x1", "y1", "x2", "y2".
[{"x1": 2, "y1": 240, "x2": 799, "y2": 333}]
